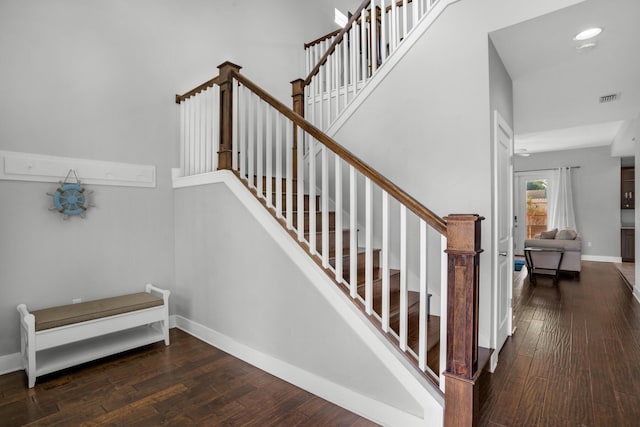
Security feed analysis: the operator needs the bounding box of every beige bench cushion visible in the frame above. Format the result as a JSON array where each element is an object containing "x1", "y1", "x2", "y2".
[{"x1": 32, "y1": 293, "x2": 163, "y2": 331}]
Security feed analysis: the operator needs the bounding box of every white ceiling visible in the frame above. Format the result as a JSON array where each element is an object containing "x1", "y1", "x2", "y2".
[{"x1": 490, "y1": 0, "x2": 640, "y2": 156}]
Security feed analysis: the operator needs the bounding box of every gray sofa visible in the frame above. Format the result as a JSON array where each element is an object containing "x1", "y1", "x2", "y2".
[{"x1": 524, "y1": 228, "x2": 582, "y2": 274}]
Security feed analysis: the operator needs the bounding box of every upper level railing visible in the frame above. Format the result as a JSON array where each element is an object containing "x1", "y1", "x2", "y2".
[
  {"x1": 301, "y1": 0, "x2": 441, "y2": 132},
  {"x1": 176, "y1": 62, "x2": 486, "y2": 426}
]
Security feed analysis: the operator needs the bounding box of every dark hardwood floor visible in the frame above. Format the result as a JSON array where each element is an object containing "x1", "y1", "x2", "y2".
[
  {"x1": 0, "y1": 329, "x2": 378, "y2": 426},
  {"x1": 479, "y1": 261, "x2": 640, "y2": 427}
]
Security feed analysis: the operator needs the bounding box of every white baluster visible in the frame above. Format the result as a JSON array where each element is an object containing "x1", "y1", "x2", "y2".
[
  {"x1": 247, "y1": 92, "x2": 255, "y2": 189},
  {"x1": 360, "y1": 8, "x2": 367, "y2": 82},
  {"x1": 365, "y1": 177, "x2": 373, "y2": 315},
  {"x1": 204, "y1": 89, "x2": 211, "y2": 173},
  {"x1": 200, "y1": 89, "x2": 206, "y2": 173},
  {"x1": 391, "y1": 0, "x2": 398, "y2": 52},
  {"x1": 381, "y1": 191, "x2": 390, "y2": 332},
  {"x1": 297, "y1": 126, "x2": 305, "y2": 242},
  {"x1": 189, "y1": 98, "x2": 196, "y2": 176},
  {"x1": 333, "y1": 45, "x2": 339, "y2": 123},
  {"x1": 239, "y1": 85, "x2": 247, "y2": 181},
  {"x1": 319, "y1": 62, "x2": 324, "y2": 131},
  {"x1": 380, "y1": 0, "x2": 387, "y2": 63},
  {"x1": 371, "y1": 5, "x2": 377, "y2": 74},
  {"x1": 402, "y1": 0, "x2": 408, "y2": 40},
  {"x1": 186, "y1": 99, "x2": 192, "y2": 176},
  {"x1": 342, "y1": 34, "x2": 348, "y2": 110},
  {"x1": 335, "y1": 156, "x2": 343, "y2": 284},
  {"x1": 199, "y1": 92, "x2": 205, "y2": 173},
  {"x1": 286, "y1": 120, "x2": 293, "y2": 229},
  {"x1": 257, "y1": 99, "x2": 264, "y2": 198},
  {"x1": 275, "y1": 114, "x2": 283, "y2": 218},
  {"x1": 179, "y1": 101, "x2": 185, "y2": 175},
  {"x1": 213, "y1": 86, "x2": 221, "y2": 172},
  {"x1": 305, "y1": 82, "x2": 312, "y2": 136},
  {"x1": 309, "y1": 137, "x2": 316, "y2": 254},
  {"x1": 349, "y1": 166, "x2": 358, "y2": 298},
  {"x1": 413, "y1": 0, "x2": 419, "y2": 29},
  {"x1": 350, "y1": 24, "x2": 357, "y2": 99},
  {"x1": 418, "y1": 219, "x2": 428, "y2": 371},
  {"x1": 327, "y1": 55, "x2": 332, "y2": 129},
  {"x1": 440, "y1": 234, "x2": 447, "y2": 391},
  {"x1": 400, "y1": 204, "x2": 407, "y2": 351},
  {"x1": 192, "y1": 95, "x2": 199, "y2": 175},
  {"x1": 232, "y1": 80, "x2": 238, "y2": 172},
  {"x1": 265, "y1": 106, "x2": 273, "y2": 208},
  {"x1": 321, "y1": 145, "x2": 329, "y2": 268}
]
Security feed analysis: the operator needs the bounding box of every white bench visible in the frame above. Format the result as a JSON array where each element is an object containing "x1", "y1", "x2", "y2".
[{"x1": 17, "y1": 284, "x2": 170, "y2": 388}]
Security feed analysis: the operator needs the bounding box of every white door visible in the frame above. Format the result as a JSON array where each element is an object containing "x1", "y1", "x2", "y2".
[{"x1": 492, "y1": 111, "x2": 513, "y2": 371}]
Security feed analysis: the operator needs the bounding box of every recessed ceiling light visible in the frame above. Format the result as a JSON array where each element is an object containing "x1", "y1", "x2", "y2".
[{"x1": 574, "y1": 27, "x2": 602, "y2": 41}]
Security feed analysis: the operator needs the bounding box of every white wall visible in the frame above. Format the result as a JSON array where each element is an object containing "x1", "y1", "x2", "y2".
[
  {"x1": 514, "y1": 146, "x2": 620, "y2": 259},
  {"x1": 329, "y1": 0, "x2": 582, "y2": 348},
  {"x1": 173, "y1": 181, "x2": 427, "y2": 421},
  {"x1": 0, "y1": 0, "x2": 339, "y2": 356}
]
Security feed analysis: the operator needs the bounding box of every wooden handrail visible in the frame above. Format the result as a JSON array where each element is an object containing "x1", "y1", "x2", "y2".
[
  {"x1": 303, "y1": 0, "x2": 419, "y2": 86},
  {"x1": 230, "y1": 69, "x2": 447, "y2": 235},
  {"x1": 304, "y1": 29, "x2": 341, "y2": 50},
  {"x1": 303, "y1": 0, "x2": 372, "y2": 86},
  {"x1": 175, "y1": 75, "x2": 221, "y2": 104},
  {"x1": 385, "y1": 0, "x2": 414, "y2": 14}
]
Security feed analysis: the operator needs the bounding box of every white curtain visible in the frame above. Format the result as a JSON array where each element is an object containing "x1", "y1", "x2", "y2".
[{"x1": 548, "y1": 167, "x2": 576, "y2": 230}]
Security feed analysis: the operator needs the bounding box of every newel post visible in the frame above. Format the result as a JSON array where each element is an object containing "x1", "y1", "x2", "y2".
[
  {"x1": 217, "y1": 61, "x2": 242, "y2": 170},
  {"x1": 443, "y1": 214, "x2": 484, "y2": 427},
  {"x1": 291, "y1": 78, "x2": 305, "y2": 178}
]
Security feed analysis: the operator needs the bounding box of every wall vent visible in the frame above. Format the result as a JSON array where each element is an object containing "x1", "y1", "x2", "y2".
[{"x1": 599, "y1": 93, "x2": 620, "y2": 103}]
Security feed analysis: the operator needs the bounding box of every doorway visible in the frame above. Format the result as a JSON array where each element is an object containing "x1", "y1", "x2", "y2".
[{"x1": 514, "y1": 171, "x2": 554, "y2": 255}]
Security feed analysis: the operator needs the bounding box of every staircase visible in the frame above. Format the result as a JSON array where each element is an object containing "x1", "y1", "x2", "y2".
[
  {"x1": 175, "y1": 62, "x2": 487, "y2": 426},
  {"x1": 301, "y1": 0, "x2": 456, "y2": 133},
  {"x1": 256, "y1": 174, "x2": 442, "y2": 375}
]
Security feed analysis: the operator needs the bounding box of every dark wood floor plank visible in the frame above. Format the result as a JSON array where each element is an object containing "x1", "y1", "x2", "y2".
[
  {"x1": 480, "y1": 261, "x2": 639, "y2": 427},
  {"x1": 0, "y1": 329, "x2": 378, "y2": 426},
  {"x1": 512, "y1": 375, "x2": 546, "y2": 426}
]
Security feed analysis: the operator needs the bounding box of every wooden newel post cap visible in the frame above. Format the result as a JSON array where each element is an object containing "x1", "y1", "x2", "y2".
[
  {"x1": 290, "y1": 79, "x2": 305, "y2": 97},
  {"x1": 217, "y1": 61, "x2": 242, "y2": 80},
  {"x1": 444, "y1": 214, "x2": 484, "y2": 253}
]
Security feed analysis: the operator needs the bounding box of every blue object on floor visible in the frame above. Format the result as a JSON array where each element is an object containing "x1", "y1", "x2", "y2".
[{"x1": 514, "y1": 259, "x2": 525, "y2": 271}]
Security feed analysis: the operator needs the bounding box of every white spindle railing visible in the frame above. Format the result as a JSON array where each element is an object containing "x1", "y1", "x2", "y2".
[
  {"x1": 236, "y1": 75, "x2": 447, "y2": 382},
  {"x1": 179, "y1": 86, "x2": 220, "y2": 175},
  {"x1": 176, "y1": 69, "x2": 449, "y2": 384},
  {"x1": 304, "y1": 0, "x2": 441, "y2": 132}
]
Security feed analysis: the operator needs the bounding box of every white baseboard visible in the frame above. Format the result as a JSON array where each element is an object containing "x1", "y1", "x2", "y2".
[
  {"x1": 581, "y1": 255, "x2": 622, "y2": 263},
  {"x1": 174, "y1": 315, "x2": 429, "y2": 427},
  {"x1": 0, "y1": 352, "x2": 22, "y2": 375},
  {"x1": 634, "y1": 288, "x2": 640, "y2": 304}
]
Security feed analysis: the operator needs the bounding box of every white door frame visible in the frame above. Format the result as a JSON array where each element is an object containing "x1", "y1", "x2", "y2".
[{"x1": 491, "y1": 110, "x2": 513, "y2": 372}]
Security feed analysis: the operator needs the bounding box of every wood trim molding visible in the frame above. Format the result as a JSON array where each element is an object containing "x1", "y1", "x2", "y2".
[{"x1": 0, "y1": 150, "x2": 156, "y2": 188}]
